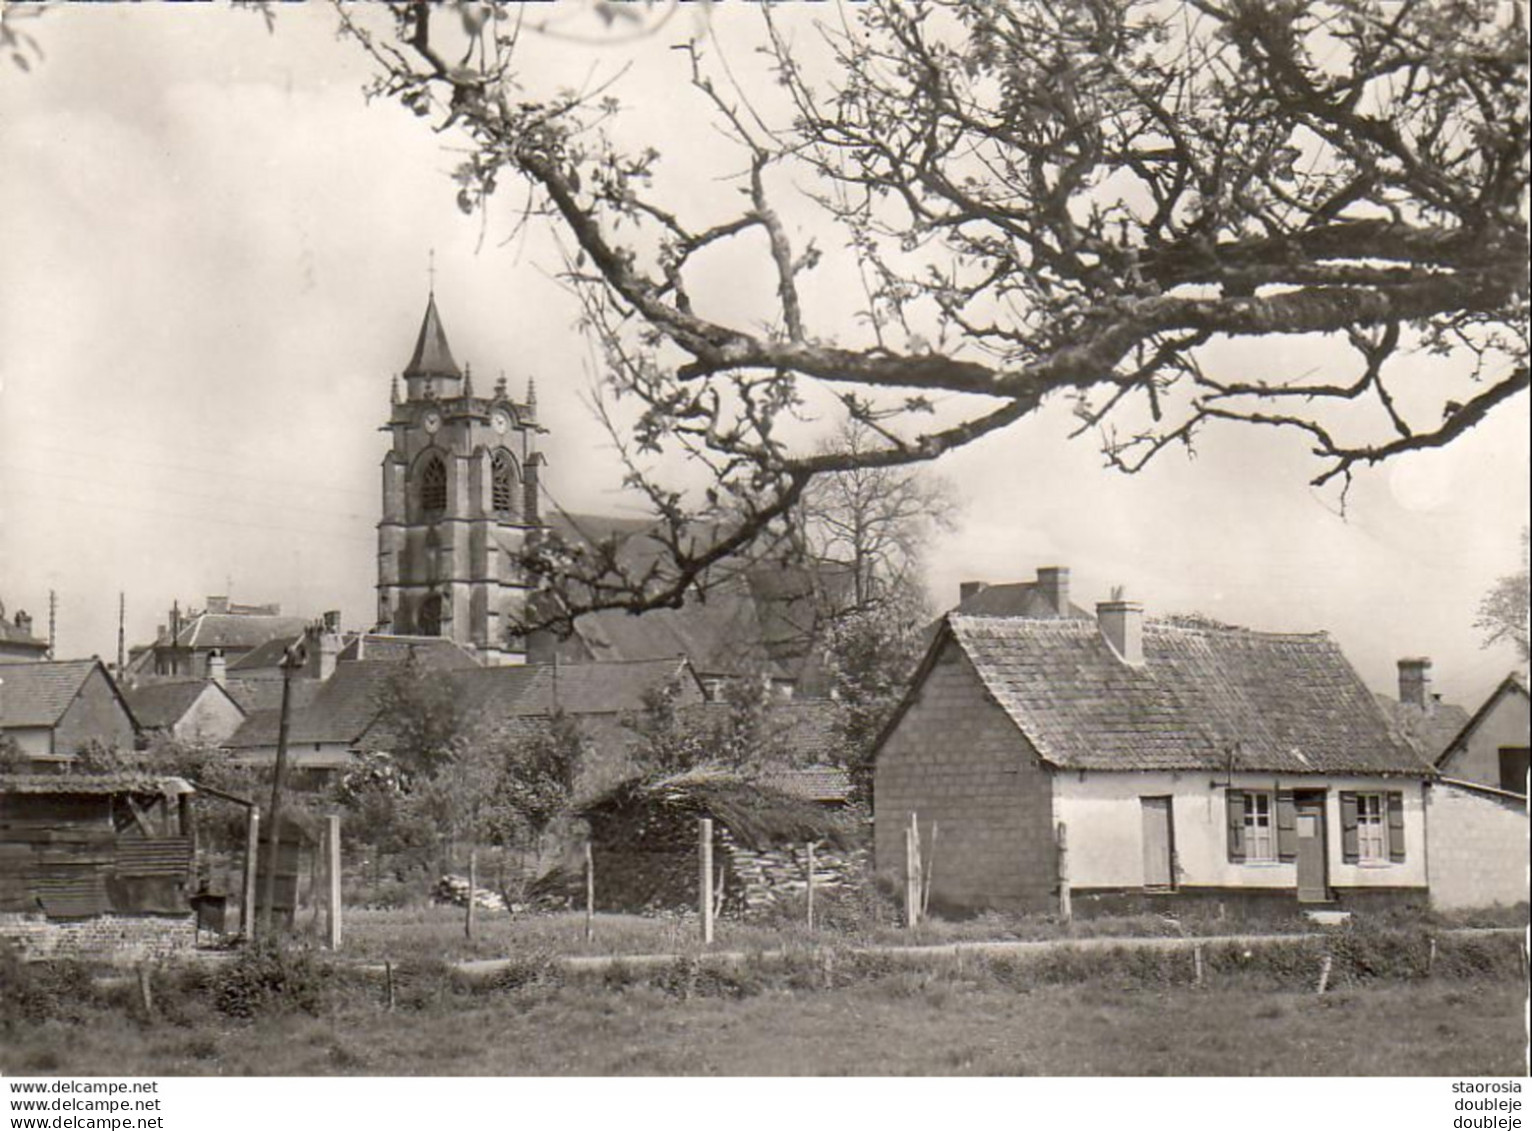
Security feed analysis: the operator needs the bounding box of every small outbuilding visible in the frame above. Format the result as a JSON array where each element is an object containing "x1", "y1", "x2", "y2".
[
  {"x1": 0, "y1": 773, "x2": 200, "y2": 959},
  {"x1": 577, "y1": 770, "x2": 859, "y2": 916}
]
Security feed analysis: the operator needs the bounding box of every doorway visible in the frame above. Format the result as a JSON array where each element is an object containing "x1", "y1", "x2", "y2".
[
  {"x1": 1293, "y1": 791, "x2": 1329, "y2": 902},
  {"x1": 1140, "y1": 796, "x2": 1175, "y2": 891}
]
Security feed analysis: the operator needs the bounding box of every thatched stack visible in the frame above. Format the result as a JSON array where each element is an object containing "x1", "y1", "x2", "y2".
[{"x1": 576, "y1": 767, "x2": 859, "y2": 916}]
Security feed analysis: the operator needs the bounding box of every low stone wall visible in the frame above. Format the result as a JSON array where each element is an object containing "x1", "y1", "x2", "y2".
[
  {"x1": 0, "y1": 912, "x2": 196, "y2": 962},
  {"x1": 723, "y1": 832, "x2": 866, "y2": 914}
]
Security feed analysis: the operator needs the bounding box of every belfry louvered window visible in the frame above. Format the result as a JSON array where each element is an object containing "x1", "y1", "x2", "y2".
[
  {"x1": 491, "y1": 451, "x2": 515, "y2": 518},
  {"x1": 420, "y1": 456, "x2": 447, "y2": 516}
]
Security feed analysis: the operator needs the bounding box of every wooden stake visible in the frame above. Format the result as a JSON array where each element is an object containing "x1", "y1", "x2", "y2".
[
  {"x1": 584, "y1": 841, "x2": 595, "y2": 944},
  {"x1": 325, "y1": 814, "x2": 342, "y2": 951},
  {"x1": 921, "y1": 822, "x2": 939, "y2": 918},
  {"x1": 1316, "y1": 955, "x2": 1333, "y2": 995},
  {"x1": 242, "y1": 809, "x2": 260, "y2": 941},
  {"x1": 905, "y1": 813, "x2": 922, "y2": 929},
  {"x1": 466, "y1": 848, "x2": 478, "y2": 940},
  {"x1": 137, "y1": 964, "x2": 154, "y2": 1022},
  {"x1": 1427, "y1": 936, "x2": 1437, "y2": 976},
  {"x1": 699, "y1": 818, "x2": 714, "y2": 945},
  {"x1": 806, "y1": 841, "x2": 816, "y2": 931},
  {"x1": 1193, "y1": 943, "x2": 1204, "y2": 988},
  {"x1": 385, "y1": 960, "x2": 396, "y2": 1012}
]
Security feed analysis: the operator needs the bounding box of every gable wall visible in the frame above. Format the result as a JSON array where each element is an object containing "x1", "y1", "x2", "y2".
[
  {"x1": 875, "y1": 641, "x2": 1055, "y2": 912},
  {"x1": 54, "y1": 668, "x2": 136, "y2": 756},
  {"x1": 1439, "y1": 690, "x2": 1530, "y2": 792},
  {"x1": 1426, "y1": 781, "x2": 1528, "y2": 910},
  {"x1": 171, "y1": 688, "x2": 245, "y2": 746}
]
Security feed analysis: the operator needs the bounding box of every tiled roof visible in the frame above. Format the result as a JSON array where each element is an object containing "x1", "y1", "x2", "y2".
[
  {"x1": 223, "y1": 677, "x2": 320, "y2": 716},
  {"x1": 933, "y1": 615, "x2": 1430, "y2": 776},
  {"x1": 226, "y1": 662, "x2": 400, "y2": 749},
  {"x1": 123, "y1": 681, "x2": 229, "y2": 730},
  {"x1": 1374, "y1": 693, "x2": 1473, "y2": 762},
  {"x1": 226, "y1": 635, "x2": 303, "y2": 673},
  {"x1": 0, "y1": 660, "x2": 106, "y2": 728},
  {"x1": 337, "y1": 635, "x2": 481, "y2": 667}
]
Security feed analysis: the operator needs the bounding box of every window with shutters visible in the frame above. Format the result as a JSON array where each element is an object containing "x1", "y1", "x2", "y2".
[
  {"x1": 491, "y1": 450, "x2": 515, "y2": 518},
  {"x1": 420, "y1": 456, "x2": 447, "y2": 516},
  {"x1": 1355, "y1": 792, "x2": 1387, "y2": 862},
  {"x1": 1244, "y1": 792, "x2": 1276, "y2": 862}
]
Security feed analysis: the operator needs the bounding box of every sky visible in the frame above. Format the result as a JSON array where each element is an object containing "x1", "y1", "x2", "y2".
[{"x1": 0, "y1": 2, "x2": 1527, "y2": 709}]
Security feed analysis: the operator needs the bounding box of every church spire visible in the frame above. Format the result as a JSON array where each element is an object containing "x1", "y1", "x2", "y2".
[{"x1": 403, "y1": 290, "x2": 461, "y2": 380}]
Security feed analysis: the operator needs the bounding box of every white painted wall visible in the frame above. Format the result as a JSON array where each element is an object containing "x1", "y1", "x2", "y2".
[
  {"x1": 1054, "y1": 771, "x2": 1428, "y2": 891},
  {"x1": 1427, "y1": 780, "x2": 1529, "y2": 910}
]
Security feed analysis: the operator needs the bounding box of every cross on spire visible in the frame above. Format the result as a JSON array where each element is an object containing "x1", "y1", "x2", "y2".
[{"x1": 427, "y1": 248, "x2": 436, "y2": 296}]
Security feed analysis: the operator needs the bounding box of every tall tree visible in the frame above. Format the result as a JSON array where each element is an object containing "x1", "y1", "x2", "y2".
[
  {"x1": 1475, "y1": 528, "x2": 1530, "y2": 663},
  {"x1": 337, "y1": 0, "x2": 1527, "y2": 626}
]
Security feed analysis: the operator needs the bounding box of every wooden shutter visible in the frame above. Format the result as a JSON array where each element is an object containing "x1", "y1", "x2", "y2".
[
  {"x1": 1339, "y1": 791, "x2": 1359, "y2": 864},
  {"x1": 1276, "y1": 791, "x2": 1297, "y2": 861},
  {"x1": 1226, "y1": 789, "x2": 1246, "y2": 862},
  {"x1": 1386, "y1": 791, "x2": 1406, "y2": 862}
]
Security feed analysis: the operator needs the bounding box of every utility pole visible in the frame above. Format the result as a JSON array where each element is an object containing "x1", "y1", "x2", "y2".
[
  {"x1": 47, "y1": 590, "x2": 57, "y2": 660},
  {"x1": 258, "y1": 639, "x2": 305, "y2": 940},
  {"x1": 116, "y1": 592, "x2": 126, "y2": 677}
]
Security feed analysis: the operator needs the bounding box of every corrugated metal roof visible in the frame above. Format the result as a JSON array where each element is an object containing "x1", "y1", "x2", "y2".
[{"x1": 933, "y1": 615, "x2": 1431, "y2": 776}]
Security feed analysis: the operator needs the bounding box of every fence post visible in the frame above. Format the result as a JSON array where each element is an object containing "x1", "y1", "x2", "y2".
[
  {"x1": 1316, "y1": 954, "x2": 1333, "y2": 995},
  {"x1": 584, "y1": 841, "x2": 596, "y2": 944},
  {"x1": 242, "y1": 808, "x2": 260, "y2": 941},
  {"x1": 1193, "y1": 943, "x2": 1204, "y2": 988},
  {"x1": 465, "y1": 849, "x2": 478, "y2": 940},
  {"x1": 1056, "y1": 821, "x2": 1072, "y2": 922},
  {"x1": 325, "y1": 815, "x2": 342, "y2": 951},
  {"x1": 904, "y1": 813, "x2": 922, "y2": 929},
  {"x1": 806, "y1": 841, "x2": 816, "y2": 931},
  {"x1": 699, "y1": 818, "x2": 714, "y2": 945}
]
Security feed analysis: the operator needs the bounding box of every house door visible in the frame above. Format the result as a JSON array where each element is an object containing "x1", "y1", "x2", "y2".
[
  {"x1": 1294, "y1": 793, "x2": 1328, "y2": 902},
  {"x1": 1140, "y1": 796, "x2": 1174, "y2": 890}
]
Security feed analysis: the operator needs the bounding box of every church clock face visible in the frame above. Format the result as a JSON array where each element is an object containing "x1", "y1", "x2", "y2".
[
  {"x1": 491, "y1": 410, "x2": 510, "y2": 435},
  {"x1": 422, "y1": 409, "x2": 442, "y2": 434}
]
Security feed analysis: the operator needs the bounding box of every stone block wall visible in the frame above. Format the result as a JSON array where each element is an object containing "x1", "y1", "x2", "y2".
[
  {"x1": 1427, "y1": 781, "x2": 1529, "y2": 911},
  {"x1": 875, "y1": 642, "x2": 1057, "y2": 913},
  {"x1": 0, "y1": 912, "x2": 196, "y2": 962}
]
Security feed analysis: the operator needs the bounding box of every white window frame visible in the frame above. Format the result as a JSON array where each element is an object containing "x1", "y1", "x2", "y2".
[
  {"x1": 1356, "y1": 792, "x2": 1388, "y2": 863},
  {"x1": 1243, "y1": 791, "x2": 1276, "y2": 862}
]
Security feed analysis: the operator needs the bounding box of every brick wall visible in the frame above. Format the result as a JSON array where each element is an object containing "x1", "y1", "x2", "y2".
[
  {"x1": 1427, "y1": 781, "x2": 1529, "y2": 911},
  {"x1": 0, "y1": 912, "x2": 196, "y2": 962},
  {"x1": 875, "y1": 640, "x2": 1056, "y2": 913}
]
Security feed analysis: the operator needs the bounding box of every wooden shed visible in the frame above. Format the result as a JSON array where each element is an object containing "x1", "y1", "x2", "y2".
[
  {"x1": 577, "y1": 769, "x2": 860, "y2": 916},
  {"x1": 0, "y1": 773, "x2": 200, "y2": 958}
]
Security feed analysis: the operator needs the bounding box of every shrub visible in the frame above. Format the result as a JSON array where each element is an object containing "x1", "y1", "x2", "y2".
[
  {"x1": 0, "y1": 951, "x2": 101, "y2": 1026},
  {"x1": 208, "y1": 942, "x2": 330, "y2": 1019}
]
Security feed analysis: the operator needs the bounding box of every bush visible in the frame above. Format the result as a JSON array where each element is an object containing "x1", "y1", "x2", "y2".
[
  {"x1": 207, "y1": 942, "x2": 330, "y2": 1019},
  {"x1": 0, "y1": 950, "x2": 100, "y2": 1026}
]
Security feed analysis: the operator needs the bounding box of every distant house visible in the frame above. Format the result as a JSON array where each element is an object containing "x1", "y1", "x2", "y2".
[
  {"x1": 0, "y1": 659, "x2": 139, "y2": 767},
  {"x1": 0, "y1": 773, "x2": 200, "y2": 959},
  {"x1": 1433, "y1": 673, "x2": 1529, "y2": 795},
  {"x1": 125, "y1": 597, "x2": 308, "y2": 681},
  {"x1": 949, "y1": 566, "x2": 1092, "y2": 620},
  {"x1": 874, "y1": 602, "x2": 1434, "y2": 917},
  {"x1": 124, "y1": 677, "x2": 246, "y2": 747},
  {"x1": 0, "y1": 604, "x2": 49, "y2": 662}
]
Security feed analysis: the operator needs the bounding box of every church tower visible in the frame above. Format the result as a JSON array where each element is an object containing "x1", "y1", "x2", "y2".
[{"x1": 376, "y1": 289, "x2": 544, "y2": 664}]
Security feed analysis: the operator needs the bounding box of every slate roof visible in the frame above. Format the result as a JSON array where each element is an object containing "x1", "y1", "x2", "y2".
[
  {"x1": 223, "y1": 677, "x2": 321, "y2": 716},
  {"x1": 0, "y1": 660, "x2": 118, "y2": 729},
  {"x1": 225, "y1": 661, "x2": 403, "y2": 749},
  {"x1": 917, "y1": 615, "x2": 1430, "y2": 776},
  {"x1": 123, "y1": 681, "x2": 233, "y2": 730},
  {"x1": 171, "y1": 613, "x2": 308, "y2": 652},
  {"x1": 952, "y1": 581, "x2": 1092, "y2": 620},
  {"x1": 226, "y1": 635, "x2": 303, "y2": 673},
  {"x1": 1374, "y1": 693, "x2": 1473, "y2": 763},
  {"x1": 404, "y1": 291, "x2": 460, "y2": 378}
]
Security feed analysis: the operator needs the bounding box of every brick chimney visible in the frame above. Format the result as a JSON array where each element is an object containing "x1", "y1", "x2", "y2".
[
  {"x1": 1097, "y1": 598, "x2": 1144, "y2": 666},
  {"x1": 14, "y1": 610, "x2": 32, "y2": 638},
  {"x1": 205, "y1": 596, "x2": 229, "y2": 615},
  {"x1": 959, "y1": 581, "x2": 988, "y2": 604},
  {"x1": 1397, "y1": 657, "x2": 1432, "y2": 711},
  {"x1": 1036, "y1": 567, "x2": 1070, "y2": 618},
  {"x1": 207, "y1": 649, "x2": 227, "y2": 687},
  {"x1": 306, "y1": 619, "x2": 341, "y2": 681}
]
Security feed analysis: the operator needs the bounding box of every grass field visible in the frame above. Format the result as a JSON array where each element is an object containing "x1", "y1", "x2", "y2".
[{"x1": 3, "y1": 977, "x2": 1523, "y2": 1077}]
